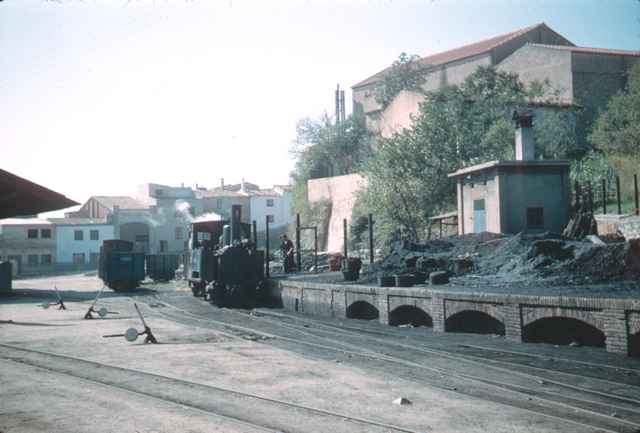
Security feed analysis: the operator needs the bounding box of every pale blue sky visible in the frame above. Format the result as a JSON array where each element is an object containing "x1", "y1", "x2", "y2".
[{"x1": 1, "y1": 0, "x2": 638, "y2": 203}]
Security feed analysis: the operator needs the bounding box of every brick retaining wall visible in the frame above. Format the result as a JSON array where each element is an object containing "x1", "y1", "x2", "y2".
[{"x1": 270, "y1": 279, "x2": 640, "y2": 357}]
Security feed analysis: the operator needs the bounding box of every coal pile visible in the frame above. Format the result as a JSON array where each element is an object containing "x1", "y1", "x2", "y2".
[{"x1": 363, "y1": 232, "x2": 640, "y2": 287}]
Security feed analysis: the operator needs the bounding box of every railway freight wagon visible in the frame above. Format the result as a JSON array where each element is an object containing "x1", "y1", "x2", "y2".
[
  {"x1": 99, "y1": 240, "x2": 145, "y2": 291},
  {"x1": 145, "y1": 254, "x2": 182, "y2": 281},
  {"x1": 188, "y1": 205, "x2": 265, "y2": 308}
]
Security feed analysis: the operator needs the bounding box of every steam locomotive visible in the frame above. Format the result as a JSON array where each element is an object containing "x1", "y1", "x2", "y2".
[{"x1": 188, "y1": 205, "x2": 265, "y2": 308}]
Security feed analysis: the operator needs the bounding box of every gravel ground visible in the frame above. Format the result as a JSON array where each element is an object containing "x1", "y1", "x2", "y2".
[{"x1": 1, "y1": 273, "x2": 636, "y2": 433}]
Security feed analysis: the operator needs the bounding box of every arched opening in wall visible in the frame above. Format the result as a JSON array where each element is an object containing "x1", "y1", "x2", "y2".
[
  {"x1": 445, "y1": 310, "x2": 505, "y2": 335},
  {"x1": 628, "y1": 332, "x2": 640, "y2": 358},
  {"x1": 389, "y1": 306, "x2": 433, "y2": 327},
  {"x1": 346, "y1": 301, "x2": 379, "y2": 321},
  {"x1": 523, "y1": 317, "x2": 605, "y2": 348}
]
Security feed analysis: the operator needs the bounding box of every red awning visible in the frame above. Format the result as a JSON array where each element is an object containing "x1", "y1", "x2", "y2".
[{"x1": 0, "y1": 168, "x2": 79, "y2": 218}]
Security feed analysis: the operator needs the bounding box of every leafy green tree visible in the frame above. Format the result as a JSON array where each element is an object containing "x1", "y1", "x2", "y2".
[
  {"x1": 589, "y1": 63, "x2": 640, "y2": 157},
  {"x1": 290, "y1": 112, "x2": 373, "y2": 215},
  {"x1": 375, "y1": 53, "x2": 426, "y2": 108}
]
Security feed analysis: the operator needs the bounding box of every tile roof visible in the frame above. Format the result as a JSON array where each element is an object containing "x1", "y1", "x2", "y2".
[
  {"x1": 47, "y1": 217, "x2": 110, "y2": 226},
  {"x1": 0, "y1": 217, "x2": 52, "y2": 226},
  {"x1": 528, "y1": 43, "x2": 640, "y2": 57},
  {"x1": 353, "y1": 23, "x2": 570, "y2": 88},
  {"x1": 93, "y1": 196, "x2": 147, "y2": 210},
  {"x1": 195, "y1": 189, "x2": 248, "y2": 198}
]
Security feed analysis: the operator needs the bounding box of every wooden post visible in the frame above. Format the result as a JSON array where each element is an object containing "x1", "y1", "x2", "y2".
[
  {"x1": 635, "y1": 174, "x2": 639, "y2": 216},
  {"x1": 616, "y1": 175, "x2": 622, "y2": 215},
  {"x1": 368, "y1": 213, "x2": 374, "y2": 265},
  {"x1": 587, "y1": 182, "x2": 593, "y2": 214},
  {"x1": 343, "y1": 218, "x2": 348, "y2": 261},
  {"x1": 602, "y1": 178, "x2": 607, "y2": 214},
  {"x1": 313, "y1": 227, "x2": 318, "y2": 273},
  {"x1": 295, "y1": 213, "x2": 301, "y2": 272},
  {"x1": 252, "y1": 220, "x2": 257, "y2": 250},
  {"x1": 265, "y1": 216, "x2": 270, "y2": 278}
]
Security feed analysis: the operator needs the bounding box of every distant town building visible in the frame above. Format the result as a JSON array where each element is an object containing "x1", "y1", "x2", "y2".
[
  {"x1": 449, "y1": 112, "x2": 570, "y2": 235},
  {"x1": 0, "y1": 218, "x2": 56, "y2": 275},
  {"x1": 49, "y1": 218, "x2": 114, "y2": 269}
]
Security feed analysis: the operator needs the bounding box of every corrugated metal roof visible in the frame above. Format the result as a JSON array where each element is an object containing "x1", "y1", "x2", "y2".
[{"x1": 353, "y1": 23, "x2": 568, "y2": 89}]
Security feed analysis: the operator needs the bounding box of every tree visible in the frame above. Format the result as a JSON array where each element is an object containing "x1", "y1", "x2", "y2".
[
  {"x1": 362, "y1": 66, "x2": 550, "y2": 242},
  {"x1": 589, "y1": 63, "x2": 640, "y2": 157},
  {"x1": 375, "y1": 53, "x2": 426, "y2": 109},
  {"x1": 290, "y1": 112, "x2": 373, "y2": 215}
]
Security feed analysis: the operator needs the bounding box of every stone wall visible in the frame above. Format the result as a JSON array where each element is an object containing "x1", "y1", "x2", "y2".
[{"x1": 307, "y1": 174, "x2": 367, "y2": 253}]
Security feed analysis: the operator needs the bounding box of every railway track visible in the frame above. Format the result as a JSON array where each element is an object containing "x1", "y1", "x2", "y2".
[
  {"x1": 132, "y1": 294, "x2": 640, "y2": 433},
  {"x1": 0, "y1": 343, "x2": 420, "y2": 433}
]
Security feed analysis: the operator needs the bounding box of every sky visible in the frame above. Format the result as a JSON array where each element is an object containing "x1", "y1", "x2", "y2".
[{"x1": 2, "y1": 0, "x2": 639, "y2": 205}]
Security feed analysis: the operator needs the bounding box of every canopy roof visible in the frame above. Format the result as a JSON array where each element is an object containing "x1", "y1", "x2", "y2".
[{"x1": 0, "y1": 168, "x2": 79, "y2": 219}]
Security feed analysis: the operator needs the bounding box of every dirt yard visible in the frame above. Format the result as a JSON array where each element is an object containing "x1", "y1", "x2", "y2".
[{"x1": 1, "y1": 273, "x2": 639, "y2": 433}]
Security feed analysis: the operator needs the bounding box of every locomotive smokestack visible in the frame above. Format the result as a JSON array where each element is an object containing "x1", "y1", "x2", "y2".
[{"x1": 231, "y1": 204, "x2": 242, "y2": 243}]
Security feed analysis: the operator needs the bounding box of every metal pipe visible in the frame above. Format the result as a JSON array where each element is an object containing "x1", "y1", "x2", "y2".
[
  {"x1": 602, "y1": 178, "x2": 607, "y2": 214},
  {"x1": 265, "y1": 216, "x2": 270, "y2": 278},
  {"x1": 635, "y1": 174, "x2": 639, "y2": 216},
  {"x1": 368, "y1": 213, "x2": 374, "y2": 264},
  {"x1": 616, "y1": 175, "x2": 622, "y2": 214},
  {"x1": 296, "y1": 213, "x2": 301, "y2": 272}
]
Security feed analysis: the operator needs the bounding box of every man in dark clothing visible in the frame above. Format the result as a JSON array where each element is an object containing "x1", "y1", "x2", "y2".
[{"x1": 281, "y1": 234, "x2": 295, "y2": 273}]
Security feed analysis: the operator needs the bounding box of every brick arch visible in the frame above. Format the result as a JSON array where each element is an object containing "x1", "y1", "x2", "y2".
[
  {"x1": 389, "y1": 305, "x2": 433, "y2": 327},
  {"x1": 346, "y1": 300, "x2": 379, "y2": 321},
  {"x1": 444, "y1": 300, "x2": 505, "y2": 324},
  {"x1": 521, "y1": 306, "x2": 605, "y2": 332}
]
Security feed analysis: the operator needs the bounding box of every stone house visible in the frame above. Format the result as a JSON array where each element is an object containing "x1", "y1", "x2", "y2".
[
  {"x1": 448, "y1": 112, "x2": 571, "y2": 235},
  {"x1": 352, "y1": 22, "x2": 639, "y2": 140}
]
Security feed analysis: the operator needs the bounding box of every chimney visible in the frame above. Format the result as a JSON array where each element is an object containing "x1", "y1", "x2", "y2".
[
  {"x1": 240, "y1": 177, "x2": 245, "y2": 193},
  {"x1": 220, "y1": 178, "x2": 225, "y2": 190},
  {"x1": 513, "y1": 110, "x2": 535, "y2": 161}
]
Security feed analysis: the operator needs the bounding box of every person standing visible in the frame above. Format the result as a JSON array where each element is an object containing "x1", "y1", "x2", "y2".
[{"x1": 281, "y1": 234, "x2": 295, "y2": 273}]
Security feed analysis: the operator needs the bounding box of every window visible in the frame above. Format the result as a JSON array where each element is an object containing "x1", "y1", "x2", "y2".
[
  {"x1": 526, "y1": 207, "x2": 544, "y2": 229},
  {"x1": 27, "y1": 229, "x2": 38, "y2": 239},
  {"x1": 175, "y1": 227, "x2": 183, "y2": 240},
  {"x1": 266, "y1": 198, "x2": 274, "y2": 207},
  {"x1": 216, "y1": 199, "x2": 223, "y2": 209},
  {"x1": 135, "y1": 235, "x2": 149, "y2": 243},
  {"x1": 72, "y1": 253, "x2": 85, "y2": 265},
  {"x1": 160, "y1": 240, "x2": 168, "y2": 253},
  {"x1": 40, "y1": 254, "x2": 52, "y2": 265},
  {"x1": 27, "y1": 254, "x2": 38, "y2": 266},
  {"x1": 90, "y1": 230, "x2": 99, "y2": 241},
  {"x1": 74, "y1": 230, "x2": 83, "y2": 241},
  {"x1": 267, "y1": 215, "x2": 275, "y2": 223},
  {"x1": 155, "y1": 189, "x2": 164, "y2": 196},
  {"x1": 197, "y1": 232, "x2": 211, "y2": 241},
  {"x1": 41, "y1": 228, "x2": 51, "y2": 239}
]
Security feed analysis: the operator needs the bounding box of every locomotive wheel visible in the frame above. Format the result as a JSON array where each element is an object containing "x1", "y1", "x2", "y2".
[
  {"x1": 225, "y1": 284, "x2": 251, "y2": 309},
  {"x1": 209, "y1": 283, "x2": 226, "y2": 307}
]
